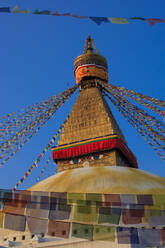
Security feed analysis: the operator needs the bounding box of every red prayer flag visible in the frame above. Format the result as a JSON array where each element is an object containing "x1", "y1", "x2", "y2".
[
  {"x1": 52, "y1": 10, "x2": 70, "y2": 16},
  {"x1": 147, "y1": 18, "x2": 165, "y2": 26}
]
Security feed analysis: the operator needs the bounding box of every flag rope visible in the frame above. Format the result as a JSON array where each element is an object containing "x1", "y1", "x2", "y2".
[
  {"x1": 12, "y1": 112, "x2": 71, "y2": 191},
  {"x1": 100, "y1": 82, "x2": 165, "y2": 161},
  {"x1": 0, "y1": 85, "x2": 78, "y2": 168}
]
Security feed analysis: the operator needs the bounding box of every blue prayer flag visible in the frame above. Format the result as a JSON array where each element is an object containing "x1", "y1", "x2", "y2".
[
  {"x1": 33, "y1": 10, "x2": 51, "y2": 15},
  {"x1": 0, "y1": 7, "x2": 10, "y2": 13},
  {"x1": 89, "y1": 17, "x2": 109, "y2": 25}
]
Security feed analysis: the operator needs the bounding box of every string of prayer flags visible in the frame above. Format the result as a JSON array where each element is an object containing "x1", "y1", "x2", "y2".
[
  {"x1": 108, "y1": 88, "x2": 165, "y2": 145},
  {"x1": 12, "y1": 131, "x2": 59, "y2": 191},
  {"x1": 105, "y1": 93, "x2": 165, "y2": 161},
  {"x1": 12, "y1": 112, "x2": 71, "y2": 190},
  {"x1": 102, "y1": 82, "x2": 165, "y2": 161},
  {"x1": 109, "y1": 17, "x2": 129, "y2": 24},
  {"x1": 89, "y1": 17, "x2": 109, "y2": 25},
  {"x1": 0, "y1": 6, "x2": 165, "y2": 27},
  {"x1": 12, "y1": 6, "x2": 30, "y2": 14},
  {"x1": 0, "y1": 108, "x2": 57, "y2": 168},
  {"x1": 0, "y1": 105, "x2": 55, "y2": 165},
  {"x1": 0, "y1": 85, "x2": 78, "y2": 168},
  {"x1": 1, "y1": 190, "x2": 165, "y2": 245},
  {"x1": 104, "y1": 86, "x2": 164, "y2": 150},
  {"x1": 110, "y1": 83, "x2": 165, "y2": 111},
  {"x1": 109, "y1": 86, "x2": 165, "y2": 135},
  {"x1": 35, "y1": 154, "x2": 52, "y2": 183}
]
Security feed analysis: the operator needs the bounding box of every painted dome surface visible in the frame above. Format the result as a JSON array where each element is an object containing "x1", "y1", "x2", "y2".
[{"x1": 30, "y1": 166, "x2": 165, "y2": 194}]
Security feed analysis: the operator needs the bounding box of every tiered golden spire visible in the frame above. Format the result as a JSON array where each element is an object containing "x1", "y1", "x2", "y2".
[{"x1": 51, "y1": 36, "x2": 138, "y2": 172}]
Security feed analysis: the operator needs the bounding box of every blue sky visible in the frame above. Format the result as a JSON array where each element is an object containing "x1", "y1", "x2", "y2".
[{"x1": 0, "y1": 0, "x2": 165, "y2": 189}]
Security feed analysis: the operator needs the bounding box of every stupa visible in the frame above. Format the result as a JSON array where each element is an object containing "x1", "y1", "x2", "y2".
[{"x1": 1, "y1": 36, "x2": 165, "y2": 248}]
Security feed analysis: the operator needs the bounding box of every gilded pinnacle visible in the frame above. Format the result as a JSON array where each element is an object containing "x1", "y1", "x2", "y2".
[{"x1": 74, "y1": 36, "x2": 108, "y2": 74}]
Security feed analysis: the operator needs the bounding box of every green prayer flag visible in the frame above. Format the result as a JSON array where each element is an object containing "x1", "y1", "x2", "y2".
[
  {"x1": 93, "y1": 225, "x2": 115, "y2": 241},
  {"x1": 73, "y1": 205, "x2": 99, "y2": 224},
  {"x1": 72, "y1": 223, "x2": 94, "y2": 241},
  {"x1": 130, "y1": 17, "x2": 146, "y2": 21}
]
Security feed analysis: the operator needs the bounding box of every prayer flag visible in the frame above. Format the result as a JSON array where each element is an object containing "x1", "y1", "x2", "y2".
[
  {"x1": 138, "y1": 229, "x2": 161, "y2": 246},
  {"x1": 146, "y1": 18, "x2": 165, "y2": 26},
  {"x1": 103, "y1": 194, "x2": 121, "y2": 206},
  {"x1": 130, "y1": 228, "x2": 139, "y2": 244},
  {"x1": 89, "y1": 17, "x2": 109, "y2": 25},
  {"x1": 4, "y1": 214, "x2": 26, "y2": 232},
  {"x1": 48, "y1": 221, "x2": 70, "y2": 238},
  {"x1": 27, "y1": 216, "x2": 48, "y2": 235},
  {"x1": 0, "y1": 7, "x2": 10, "y2": 13},
  {"x1": 93, "y1": 225, "x2": 115, "y2": 241},
  {"x1": 33, "y1": 10, "x2": 51, "y2": 15},
  {"x1": 122, "y1": 209, "x2": 142, "y2": 224},
  {"x1": 72, "y1": 13, "x2": 88, "y2": 19},
  {"x1": 109, "y1": 17, "x2": 129, "y2": 24},
  {"x1": 120, "y1": 194, "x2": 137, "y2": 204},
  {"x1": 73, "y1": 205, "x2": 98, "y2": 224},
  {"x1": 130, "y1": 17, "x2": 146, "y2": 21},
  {"x1": 117, "y1": 227, "x2": 130, "y2": 244},
  {"x1": 72, "y1": 223, "x2": 94, "y2": 241},
  {"x1": 153, "y1": 194, "x2": 165, "y2": 206},
  {"x1": 52, "y1": 10, "x2": 70, "y2": 16},
  {"x1": 26, "y1": 203, "x2": 49, "y2": 219},
  {"x1": 137, "y1": 194, "x2": 153, "y2": 205},
  {"x1": 12, "y1": 6, "x2": 30, "y2": 14}
]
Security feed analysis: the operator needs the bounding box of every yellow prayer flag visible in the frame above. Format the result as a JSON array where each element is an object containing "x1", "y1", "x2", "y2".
[
  {"x1": 12, "y1": 5, "x2": 30, "y2": 14},
  {"x1": 109, "y1": 17, "x2": 129, "y2": 24}
]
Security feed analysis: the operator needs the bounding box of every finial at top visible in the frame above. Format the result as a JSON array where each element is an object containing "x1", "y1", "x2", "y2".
[
  {"x1": 73, "y1": 36, "x2": 108, "y2": 84},
  {"x1": 83, "y1": 35, "x2": 100, "y2": 55}
]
